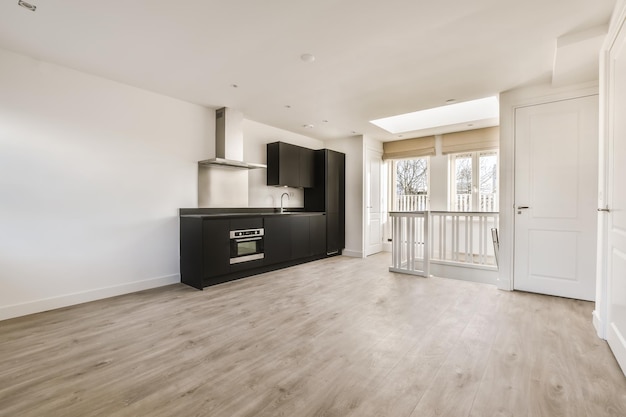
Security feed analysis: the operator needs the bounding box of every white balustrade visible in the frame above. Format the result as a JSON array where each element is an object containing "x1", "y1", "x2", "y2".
[
  {"x1": 396, "y1": 194, "x2": 428, "y2": 211},
  {"x1": 389, "y1": 211, "x2": 429, "y2": 277},
  {"x1": 389, "y1": 211, "x2": 499, "y2": 277},
  {"x1": 453, "y1": 193, "x2": 497, "y2": 212}
]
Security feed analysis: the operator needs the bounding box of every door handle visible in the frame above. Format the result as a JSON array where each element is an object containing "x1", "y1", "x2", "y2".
[
  {"x1": 517, "y1": 206, "x2": 529, "y2": 209},
  {"x1": 597, "y1": 207, "x2": 610, "y2": 212}
]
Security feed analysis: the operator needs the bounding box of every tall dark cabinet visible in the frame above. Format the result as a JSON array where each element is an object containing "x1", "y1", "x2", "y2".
[{"x1": 305, "y1": 149, "x2": 345, "y2": 255}]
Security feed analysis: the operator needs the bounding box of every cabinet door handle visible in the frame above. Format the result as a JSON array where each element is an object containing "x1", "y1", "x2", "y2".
[
  {"x1": 517, "y1": 206, "x2": 530, "y2": 209},
  {"x1": 598, "y1": 207, "x2": 610, "y2": 212}
]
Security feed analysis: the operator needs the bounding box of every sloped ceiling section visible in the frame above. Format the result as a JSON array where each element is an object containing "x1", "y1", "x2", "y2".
[{"x1": 552, "y1": 25, "x2": 609, "y2": 87}]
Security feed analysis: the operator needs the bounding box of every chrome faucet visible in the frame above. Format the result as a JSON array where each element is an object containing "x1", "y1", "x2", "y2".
[{"x1": 280, "y1": 192, "x2": 290, "y2": 213}]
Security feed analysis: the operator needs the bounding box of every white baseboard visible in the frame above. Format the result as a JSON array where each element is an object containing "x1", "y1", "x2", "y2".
[
  {"x1": 593, "y1": 310, "x2": 606, "y2": 340},
  {"x1": 342, "y1": 250, "x2": 363, "y2": 258},
  {"x1": 497, "y1": 277, "x2": 512, "y2": 291},
  {"x1": 0, "y1": 274, "x2": 180, "y2": 322}
]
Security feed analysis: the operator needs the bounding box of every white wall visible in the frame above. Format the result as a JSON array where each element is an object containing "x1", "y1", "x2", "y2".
[
  {"x1": 327, "y1": 135, "x2": 366, "y2": 257},
  {"x1": 429, "y1": 135, "x2": 449, "y2": 211},
  {"x1": 0, "y1": 48, "x2": 211, "y2": 320},
  {"x1": 0, "y1": 49, "x2": 365, "y2": 321}
]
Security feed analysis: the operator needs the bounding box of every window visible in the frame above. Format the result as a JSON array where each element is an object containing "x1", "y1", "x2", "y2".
[
  {"x1": 450, "y1": 151, "x2": 498, "y2": 212},
  {"x1": 392, "y1": 158, "x2": 429, "y2": 211}
]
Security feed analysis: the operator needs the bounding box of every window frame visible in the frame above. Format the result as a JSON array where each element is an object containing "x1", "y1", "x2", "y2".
[
  {"x1": 389, "y1": 157, "x2": 430, "y2": 211},
  {"x1": 449, "y1": 150, "x2": 499, "y2": 212}
]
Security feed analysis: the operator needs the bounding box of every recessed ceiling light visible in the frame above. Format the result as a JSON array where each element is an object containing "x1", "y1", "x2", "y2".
[
  {"x1": 230, "y1": 84, "x2": 238, "y2": 88},
  {"x1": 284, "y1": 105, "x2": 291, "y2": 109},
  {"x1": 322, "y1": 120, "x2": 329, "y2": 123},
  {"x1": 18, "y1": 0, "x2": 36, "y2": 11},
  {"x1": 370, "y1": 96, "x2": 499, "y2": 134},
  {"x1": 303, "y1": 124, "x2": 314, "y2": 129},
  {"x1": 300, "y1": 53, "x2": 316, "y2": 63}
]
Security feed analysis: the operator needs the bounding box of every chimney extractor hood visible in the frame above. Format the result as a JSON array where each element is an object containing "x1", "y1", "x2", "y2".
[{"x1": 198, "y1": 107, "x2": 266, "y2": 169}]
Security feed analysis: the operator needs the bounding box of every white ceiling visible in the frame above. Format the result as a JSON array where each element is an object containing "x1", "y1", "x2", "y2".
[{"x1": 0, "y1": 0, "x2": 616, "y2": 141}]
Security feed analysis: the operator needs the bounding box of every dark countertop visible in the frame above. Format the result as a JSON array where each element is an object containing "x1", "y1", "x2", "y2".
[{"x1": 179, "y1": 208, "x2": 325, "y2": 219}]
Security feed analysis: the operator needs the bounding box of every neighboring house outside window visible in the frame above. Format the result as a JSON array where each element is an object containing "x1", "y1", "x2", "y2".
[{"x1": 450, "y1": 151, "x2": 498, "y2": 212}]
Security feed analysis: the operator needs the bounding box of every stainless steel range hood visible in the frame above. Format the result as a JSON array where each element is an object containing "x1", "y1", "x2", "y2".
[{"x1": 198, "y1": 107, "x2": 266, "y2": 169}]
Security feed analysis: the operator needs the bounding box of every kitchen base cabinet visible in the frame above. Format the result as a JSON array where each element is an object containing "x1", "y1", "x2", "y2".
[
  {"x1": 310, "y1": 214, "x2": 326, "y2": 256},
  {"x1": 291, "y1": 216, "x2": 310, "y2": 259},
  {"x1": 180, "y1": 212, "x2": 328, "y2": 290},
  {"x1": 180, "y1": 217, "x2": 230, "y2": 290},
  {"x1": 263, "y1": 215, "x2": 292, "y2": 265}
]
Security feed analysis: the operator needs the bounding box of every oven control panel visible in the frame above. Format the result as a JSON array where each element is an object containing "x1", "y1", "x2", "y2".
[{"x1": 230, "y1": 228, "x2": 265, "y2": 239}]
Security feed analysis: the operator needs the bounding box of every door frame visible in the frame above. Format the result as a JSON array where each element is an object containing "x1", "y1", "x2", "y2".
[
  {"x1": 595, "y1": 1, "x2": 626, "y2": 340},
  {"x1": 498, "y1": 82, "x2": 600, "y2": 292},
  {"x1": 511, "y1": 95, "x2": 598, "y2": 301},
  {"x1": 364, "y1": 146, "x2": 383, "y2": 256}
]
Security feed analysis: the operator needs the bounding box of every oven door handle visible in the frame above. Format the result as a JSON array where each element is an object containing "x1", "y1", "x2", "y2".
[{"x1": 234, "y1": 236, "x2": 263, "y2": 243}]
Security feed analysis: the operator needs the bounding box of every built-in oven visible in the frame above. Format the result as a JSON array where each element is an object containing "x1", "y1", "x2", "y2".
[{"x1": 230, "y1": 228, "x2": 264, "y2": 264}]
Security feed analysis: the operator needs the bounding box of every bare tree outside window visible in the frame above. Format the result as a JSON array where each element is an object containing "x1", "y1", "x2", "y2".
[{"x1": 395, "y1": 158, "x2": 428, "y2": 211}]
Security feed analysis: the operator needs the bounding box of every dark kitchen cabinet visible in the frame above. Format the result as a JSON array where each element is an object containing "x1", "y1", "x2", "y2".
[
  {"x1": 264, "y1": 213, "x2": 326, "y2": 265},
  {"x1": 180, "y1": 217, "x2": 230, "y2": 289},
  {"x1": 267, "y1": 142, "x2": 314, "y2": 188},
  {"x1": 180, "y1": 211, "x2": 328, "y2": 290},
  {"x1": 309, "y1": 214, "x2": 327, "y2": 256},
  {"x1": 264, "y1": 215, "x2": 292, "y2": 265},
  {"x1": 305, "y1": 149, "x2": 345, "y2": 255},
  {"x1": 299, "y1": 147, "x2": 314, "y2": 187},
  {"x1": 291, "y1": 216, "x2": 310, "y2": 259}
]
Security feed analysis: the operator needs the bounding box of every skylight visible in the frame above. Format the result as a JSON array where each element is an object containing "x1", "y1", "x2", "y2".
[{"x1": 370, "y1": 96, "x2": 499, "y2": 134}]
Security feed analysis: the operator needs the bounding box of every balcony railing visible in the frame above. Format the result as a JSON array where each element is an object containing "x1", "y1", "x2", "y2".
[
  {"x1": 454, "y1": 193, "x2": 498, "y2": 212},
  {"x1": 396, "y1": 194, "x2": 497, "y2": 212},
  {"x1": 396, "y1": 194, "x2": 428, "y2": 211},
  {"x1": 389, "y1": 210, "x2": 499, "y2": 277}
]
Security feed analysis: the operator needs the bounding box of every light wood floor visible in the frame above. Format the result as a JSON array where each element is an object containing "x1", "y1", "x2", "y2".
[{"x1": 1, "y1": 253, "x2": 625, "y2": 417}]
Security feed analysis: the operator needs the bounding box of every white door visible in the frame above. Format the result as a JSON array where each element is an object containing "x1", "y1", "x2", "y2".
[
  {"x1": 514, "y1": 95, "x2": 598, "y2": 301},
  {"x1": 365, "y1": 149, "x2": 382, "y2": 256},
  {"x1": 605, "y1": 15, "x2": 626, "y2": 374}
]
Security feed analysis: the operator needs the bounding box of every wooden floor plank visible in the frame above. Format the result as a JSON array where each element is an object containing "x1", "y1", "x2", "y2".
[{"x1": 1, "y1": 253, "x2": 625, "y2": 417}]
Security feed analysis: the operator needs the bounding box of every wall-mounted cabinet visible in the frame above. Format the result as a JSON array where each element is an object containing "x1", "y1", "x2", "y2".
[{"x1": 267, "y1": 142, "x2": 314, "y2": 188}]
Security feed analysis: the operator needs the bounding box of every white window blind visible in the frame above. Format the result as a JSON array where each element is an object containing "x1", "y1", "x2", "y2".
[
  {"x1": 382, "y1": 136, "x2": 436, "y2": 160},
  {"x1": 441, "y1": 126, "x2": 499, "y2": 155}
]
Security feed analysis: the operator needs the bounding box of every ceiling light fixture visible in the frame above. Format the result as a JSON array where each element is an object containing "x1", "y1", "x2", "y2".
[
  {"x1": 370, "y1": 96, "x2": 499, "y2": 134},
  {"x1": 300, "y1": 53, "x2": 316, "y2": 63},
  {"x1": 18, "y1": 0, "x2": 36, "y2": 11}
]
